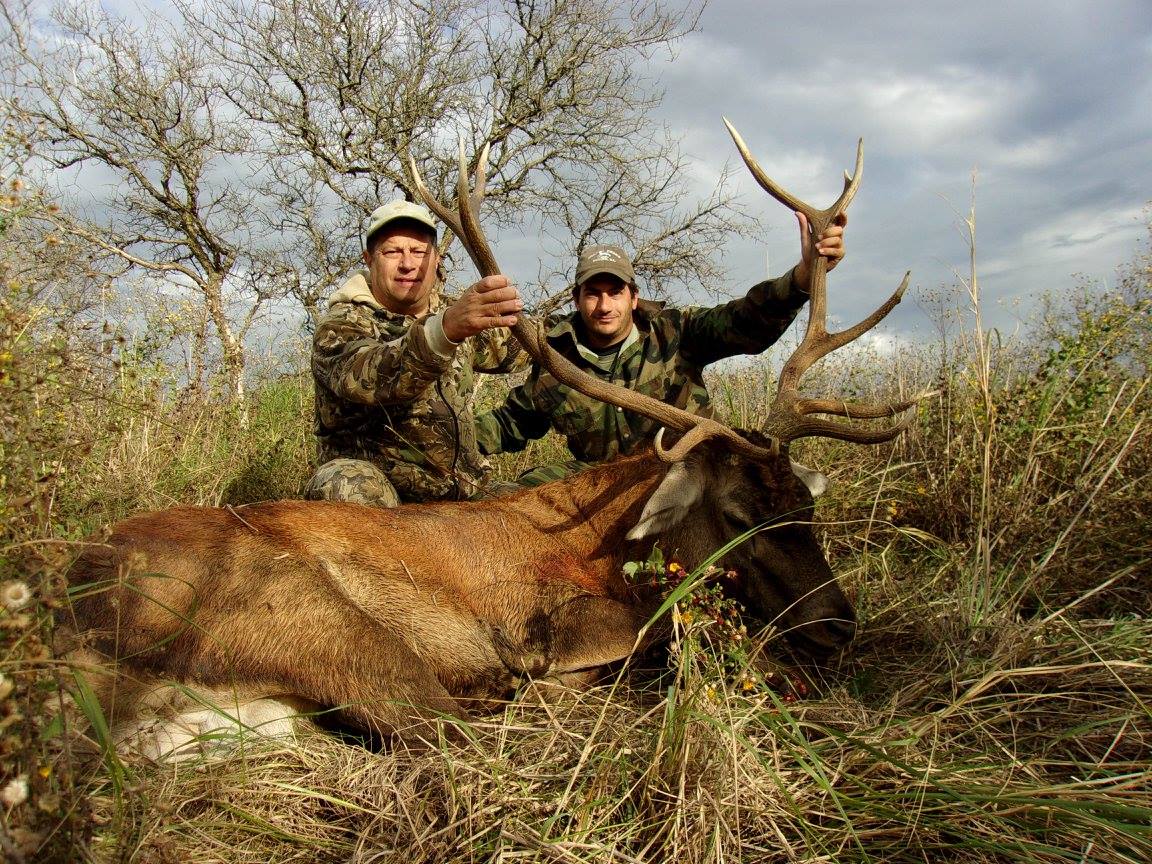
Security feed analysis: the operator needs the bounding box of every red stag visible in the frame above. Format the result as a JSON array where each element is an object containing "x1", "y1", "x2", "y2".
[{"x1": 57, "y1": 124, "x2": 922, "y2": 756}]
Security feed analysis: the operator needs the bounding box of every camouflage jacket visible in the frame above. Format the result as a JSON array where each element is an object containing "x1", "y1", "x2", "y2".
[
  {"x1": 474, "y1": 269, "x2": 807, "y2": 463},
  {"x1": 312, "y1": 271, "x2": 525, "y2": 502}
]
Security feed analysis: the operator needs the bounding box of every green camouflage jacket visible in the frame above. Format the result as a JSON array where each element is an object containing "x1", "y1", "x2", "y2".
[
  {"x1": 474, "y1": 269, "x2": 807, "y2": 462},
  {"x1": 312, "y1": 271, "x2": 525, "y2": 502}
]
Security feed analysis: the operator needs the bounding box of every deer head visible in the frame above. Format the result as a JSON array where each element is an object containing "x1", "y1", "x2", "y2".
[{"x1": 406, "y1": 131, "x2": 929, "y2": 657}]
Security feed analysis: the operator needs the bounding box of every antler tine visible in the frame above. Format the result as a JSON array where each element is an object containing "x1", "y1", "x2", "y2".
[
  {"x1": 453, "y1": 139, "x2": 500, "y2": 278},
  {"x1": 725, "y1": 117, "x2": 863, "y2": 235},
  {"x1": 726, "y1": 120, "x2": 928, "y2": 448},
  {"x1": 778, "y1": 270, "x2": 909, "y2": 393},
  {"x1": 724, "y1": 117, "x2": 810, "y2": 220},
  {"x1": 408, "y1": 152, "x2": 465, "y2": 251},
  {"x1": 406, "y1": 140, "x2": 780, "y2": 463},
  {"x1": 798, "y1": 390, "x2": 932, "y2": 421},
  {"x1": 654, "y1": 425, "x2": 712, "y2": 463},
  {"x1": 408, "y1": 139, "x2": 501, "y2": 279},
  {"x1": 779, "y1": 390, "x2": 938, "y2": 444},
  {"x1": 821, "y1": 271, "x2": 909, "y2": 355},
  {"x1": 469, "y1": 140, "x2": 489, "y2": 215},
  {"x1": 827, "y1": 139, "x2": 863, "y2": 223},
  {"x1": 781, "y1": 413, "x2": 915, "y2": 446}
]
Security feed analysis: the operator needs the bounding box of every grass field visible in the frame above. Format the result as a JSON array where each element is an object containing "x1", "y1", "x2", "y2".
[{"x1": 1, "y1": 225, "x2": 1149, "y2": 861}]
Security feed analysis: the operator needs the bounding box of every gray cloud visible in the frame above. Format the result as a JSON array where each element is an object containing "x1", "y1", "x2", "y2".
[{"x1": 640, "y1": 0, "x2": 1152, "y2": 338}]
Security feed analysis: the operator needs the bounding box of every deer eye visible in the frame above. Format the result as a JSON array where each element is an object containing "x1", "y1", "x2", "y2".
[{"x1": 723, "y1": 511, "x2": 754, "y2": 533}]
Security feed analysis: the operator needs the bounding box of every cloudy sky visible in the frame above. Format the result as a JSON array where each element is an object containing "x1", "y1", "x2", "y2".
[
  {"x1": 627, "y1": 0, "x2": 1151, "y2": 341},
  {"x1": 36, "y1": 0, "x2": 1152, "y2": 348}
]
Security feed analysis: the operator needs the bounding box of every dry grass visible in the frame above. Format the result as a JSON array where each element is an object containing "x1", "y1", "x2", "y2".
[
  {"x1": 3, "y1": 208, "x2": 1151, "y2": 860},
  {"x1": 65, "y1": 614, "x2": 1151, "y2": 863}
]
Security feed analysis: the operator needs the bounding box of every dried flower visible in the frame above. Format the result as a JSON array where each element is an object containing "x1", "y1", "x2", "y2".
[
  {"x1": 1, "y1": 776, "x2": 29, "y2": 807},
  {"x1": 2, "y1": 581, "x2": 31, "y2": 612},
  {"x1": 1, "y1": 614, "x2": 31, "y2": 630}
]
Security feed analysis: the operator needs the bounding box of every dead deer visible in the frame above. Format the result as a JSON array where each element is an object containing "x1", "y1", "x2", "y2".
[{"x1": 58, "y1": 123, "x2": 924, "y2": 757}]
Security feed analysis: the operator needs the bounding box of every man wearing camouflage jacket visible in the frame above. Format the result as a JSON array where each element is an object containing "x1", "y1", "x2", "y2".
[
  {"x1": 307, "y1": 200, "x2": 525, "y2": 506},
  {"x1": 474, "y1": 214, "x2": 846, "y2": 483}
]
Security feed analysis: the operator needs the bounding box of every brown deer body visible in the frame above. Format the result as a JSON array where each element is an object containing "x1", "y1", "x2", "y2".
[{"x1": 63, "y1": 436, "x2": 845, "y2": 754}]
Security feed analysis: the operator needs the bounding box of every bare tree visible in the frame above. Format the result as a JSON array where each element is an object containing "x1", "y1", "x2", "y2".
[
  {"x1": 4, "y1": 0, "x2": 757, "y2": 387},
  {"x1": 2, "y1": 0, "x2": 290, "y2": 415},
  {"x1": 184, "y1": 0, "x2": 752, "y2": 308},
  {"x1": 0, "y1": 93, "x2": 119, "y2": 344}
]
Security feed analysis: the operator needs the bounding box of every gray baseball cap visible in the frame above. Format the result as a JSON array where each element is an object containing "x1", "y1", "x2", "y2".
[
  {"x1": 576, "y1": 244, "x2": 636, "y2": 286},
  {"x1": 364, "y1": 200, "x2": 437, "y2": 246}
]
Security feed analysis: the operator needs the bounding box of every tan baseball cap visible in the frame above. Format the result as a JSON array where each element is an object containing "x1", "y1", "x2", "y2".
[
  {"x1": 364, "y1": 200, "x2": 437, "y2": 246},
  {"x1": 575, "y1": 244, "x2": 636, "y2": 286}
]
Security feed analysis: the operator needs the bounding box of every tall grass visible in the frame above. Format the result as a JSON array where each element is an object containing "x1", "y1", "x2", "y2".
[{"x1": 2, "y1": 215, "x2": 1150, "y2": 860}]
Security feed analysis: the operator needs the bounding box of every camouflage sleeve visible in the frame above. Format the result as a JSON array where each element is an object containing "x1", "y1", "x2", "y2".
[
  {"x1": 475, "y1": 371, "x2": 553, "y2": 455},
  {"x1": 678, "y1": 268, "x2": 809, "y2": 367},
  {"x1": 311, "y1": 310, "x2": 450, "y2": 406},
  {"x1": 470, "y1": 324, "x2": 531, "y2": 375}
]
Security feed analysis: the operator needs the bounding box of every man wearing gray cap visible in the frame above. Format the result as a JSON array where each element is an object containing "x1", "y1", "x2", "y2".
[
  {"x1": 306, "y1": 200, "x2": 526, "y2": 506},
  {"x1": 474, "y1": 215, "x2": 845, "y2": 483}
]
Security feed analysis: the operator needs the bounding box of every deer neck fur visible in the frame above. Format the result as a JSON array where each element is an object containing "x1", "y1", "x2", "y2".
[{"x1": 488, "y1": 452, "x2": 668, "y2": 577}]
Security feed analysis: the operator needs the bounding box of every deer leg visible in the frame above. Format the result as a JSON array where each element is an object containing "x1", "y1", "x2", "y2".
[
  {"x1": 487, "y1": 595, "x2": 652, "y2": 681},
  {"x1": 543, "y1": 595, "x2": 655, "y2": 674},
  {"x1": 183, "y1": 604, "x2": 471, "y2": 750},
  {"x1": 293, "y1": 633, "x2": 469, "y2": 749},
  {"x1": 484, "y1": 597, "x2": 652, "y2": 704}
]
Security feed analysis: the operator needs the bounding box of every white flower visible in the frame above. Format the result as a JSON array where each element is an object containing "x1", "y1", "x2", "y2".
[
  {"x1": 1, "y1": 581, "x2": 31, "y2": 612},
  {"x1": 0, "y1": 776, "x2": 28, "y2": 807}
]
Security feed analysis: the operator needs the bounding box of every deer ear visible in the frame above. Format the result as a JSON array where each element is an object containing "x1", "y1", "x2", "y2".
[
  {"x1": 626, "y1": 461, "x2": 706, "y2": 540},
  {"x1": 790, "y1": 460, "x2": 828, "y2": 498}
]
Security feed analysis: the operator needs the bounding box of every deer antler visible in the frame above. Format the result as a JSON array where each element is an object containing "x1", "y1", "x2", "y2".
[
  {"x1": 407, "y1": 140, "x2": 776, "y2": 462},
  {"x1": 724, "y1": 118, "x2": 931, "y2": 446}
]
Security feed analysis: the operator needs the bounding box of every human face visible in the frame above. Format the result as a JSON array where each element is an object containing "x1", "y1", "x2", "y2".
[
  {"x1": 576, "y1": 275, "x2": 638, "y2": 349},
  {"x1": 363, "y1": 224, "x2": 440, "y2": 315}
]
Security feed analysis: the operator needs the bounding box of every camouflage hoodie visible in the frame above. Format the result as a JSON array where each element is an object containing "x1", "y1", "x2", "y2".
[
  {"x1": 475, "y1": 270, "x2": 807, "y2": 462},
  {"x1": 312, "y1": 271, "x2": 525, "y2": 502}
]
